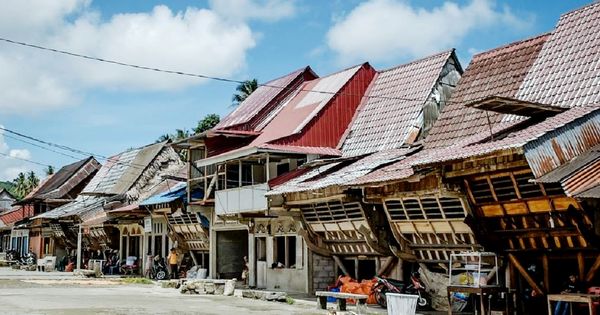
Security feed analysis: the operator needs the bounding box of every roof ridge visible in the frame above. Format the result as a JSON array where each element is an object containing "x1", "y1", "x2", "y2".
[
  {"x1": 377, "y1": 49, "x2": 454, "y2": 73},
  {"x1": 264, "y1": 66, "x2": 315, "y2": 84},
  {"x1": 558, "y1": 1, "x2": 600, "y2": 20},
  {"x1": 471, "y1": 32, "x2": 551, "y2": 61}
]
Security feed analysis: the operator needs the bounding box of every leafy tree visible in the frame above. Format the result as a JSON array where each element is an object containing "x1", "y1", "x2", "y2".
[
  {"x1": 193, "y1": 114, "x2": 220, "y2": 134},
  {"x1": 232, "y1": 79, "x2": 258, "y2": 106},
  {"x1": 45, "y1": 165, "x2": 55, "y2": 176}
]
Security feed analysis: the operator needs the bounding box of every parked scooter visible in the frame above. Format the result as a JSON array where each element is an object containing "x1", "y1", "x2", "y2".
[
  {"x1": 372, "y1": 272, "x2": 431, "y2": 309},
  {"x1": 24, "y1": 251, "x2": 37, "y2": 266},
  {"x1": 151, "y1": 255, "x2": 168, "y2": 280}
]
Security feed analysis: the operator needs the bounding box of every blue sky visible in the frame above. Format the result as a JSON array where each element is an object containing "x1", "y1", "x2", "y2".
[{"x1": 0, "y1": 0, "x2": 593, "y2": 180}]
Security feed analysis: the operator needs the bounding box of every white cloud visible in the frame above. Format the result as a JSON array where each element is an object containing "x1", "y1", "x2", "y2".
[
  {"x1": 0, "y1": 0, "x2": 296, "y2": 114},
  {"x1": 208, "y1": 0, "x2": 296, "y2": 22},
  {"x1": 0, "y1": 127, "x2": 39, "y2": 181},
  {"x1": 326, "y1": 0, "x2": 533, "y2": 64}
]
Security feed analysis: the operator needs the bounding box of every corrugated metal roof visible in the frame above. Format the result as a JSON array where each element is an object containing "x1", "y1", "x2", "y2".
[
  {"x1": 215, "y1": 67, "x2": 316, "y2": 131},
  {"x1": 30, "y1": 157, "x2": 100, "y2": 201},
  {"x1": 268, "y1": 148, "x2": 411, "y2": 195},
  {"x1": 139, "y1": 182, "x2": 187, "y2": 206},
  {"x1": 424, "y1": 33, "x2": 549, "y2": 150},
  {"x1": 250, "y1": 64, "x2": 364, "y2": 145},
  {"x1": 576, "y1": 184, "x2": 600, "y2": 198},
  {"x1": 342, "y1": 50, "x2": 454, "y2": 156},
  {"x1": 83, "y1": 142, "x2": 164, "y2": 195},
  {"x1": 517, "y1": 2, "x2": 600, "y2": 107},
  {"x1": 351, "y1": 105, "x2": 600, "y2": 185},
  {"x1": 35, "y1": 196, "x2": 106, "y2": 219},
  {"x1": 534, "y1": 145, "x2": 600, "y2": 183},
  {"x1": 418, "y1": 105, "x2": 600, "y2": 165}
]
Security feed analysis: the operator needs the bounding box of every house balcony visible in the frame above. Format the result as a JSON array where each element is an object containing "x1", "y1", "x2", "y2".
[{"x1": 215, "y1": 183, "x2": 269, "y2": 215}]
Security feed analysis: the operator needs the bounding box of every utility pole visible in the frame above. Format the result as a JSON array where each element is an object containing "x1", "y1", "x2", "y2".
[{"x1": 77, "y1": 224, "x2": 82, "y2": 271}]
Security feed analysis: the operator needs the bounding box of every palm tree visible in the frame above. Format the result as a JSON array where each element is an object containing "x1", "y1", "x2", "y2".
[
  {"x1": 232, "y1": 79, "x2": 258, "y2": 106},
  {"x1": 13, "y1": 172, "x2": 28, "y2": 199},
  {"x1": 45, "y1": 165, "x2": 55, "y2": 176},
  {"x1": 26, "y1": 171, "x2": 39, "y2": 192}
]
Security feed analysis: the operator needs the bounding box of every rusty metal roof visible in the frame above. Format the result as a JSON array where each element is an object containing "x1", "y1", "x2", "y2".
[
  {"x1": 215, "y1": 67, "x2": 317, "y2": 131},
  {"x1": 20, "y1": 157, "x2": 101, "y2": 203},
  {"x1": 533, "y1": 145, "x2": 600, "y2": 196},
  {"x1": 268, "y1": 148, "x2": 411, "y2": 195},
  {"x1": 341, "y1": 50, "x2": 455, "y2": 157},
  {"x1": 83, "y1": 142, "x2": 164, "y2": 195},
  {"x1": 534, "y1": 144, "x2": 600, "y2": 183},
  {"x1": 424, "y1": 33, "x2": 549, "y2": 150},
  {"x1": 516, "y1": 2, "x2": 600, "y2": 107},
  {"x1": 576, "y1": 184, "x2": 600, "y2": 198},
  {"x1": 351, "y1": 104, "x2": 600, "y2": 185}
]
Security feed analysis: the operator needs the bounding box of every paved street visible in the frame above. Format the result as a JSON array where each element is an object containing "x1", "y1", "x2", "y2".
[{"x1": 0, "y1": 268, "x2": 374, "y2": 315}]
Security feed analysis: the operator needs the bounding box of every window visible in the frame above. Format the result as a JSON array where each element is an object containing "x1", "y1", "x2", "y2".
[
  {"x1": 226, "y1": 164, "x2": 239, "y2": 189},
  {"x1": 277, "y1": 163, "x2": 290, "y2": 176},
  {"x1": 273, "y1": 236, "x2": 301, "y2": 268}
]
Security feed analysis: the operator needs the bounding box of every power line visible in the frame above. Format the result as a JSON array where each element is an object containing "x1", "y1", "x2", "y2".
[
  {"x1": 0, "y1": 126, "x2": 150, "y2": 170},
  {"x1": 2, "y1": 132, "x2": 81, "y2": 160},
  {"x1": 0, "y1": 151, "x2": 51, "y2": 167},
  {"x1": 0, "y1": 36, "x2": 455, "y2": 104}
]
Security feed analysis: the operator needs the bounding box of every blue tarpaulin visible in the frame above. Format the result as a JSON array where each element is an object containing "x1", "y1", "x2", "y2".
[{"x1": 140, "y1": 182, "x2": 203, "y2": 206}]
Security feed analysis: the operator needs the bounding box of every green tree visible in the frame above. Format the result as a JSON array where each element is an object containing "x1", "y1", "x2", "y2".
[
  {"x1": 13, "y1": 172, "x2": 28, "y2": 199},
  {"x1": 26, "y1": 171, "x2": 39, "y2": 192},
  {"x1": 232, "y1": 79, "x2": 258, "y2": 106},
  {"x1": 193, "y1": 114, "x2": 220, "y2": 134}
]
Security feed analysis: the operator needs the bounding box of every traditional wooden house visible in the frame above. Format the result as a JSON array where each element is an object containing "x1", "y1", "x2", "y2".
[
  {"x1": 181, "y1": 64, "x2": 380, "y2": 292},
  {"x1": 266, "y1": 50, "x2": 462, "y2": 284},
  {"x1": 0, "y1": 157, "x2": 100, "y2": 258},
  {"x1": 36, "y1": 142, "x2": 183, "y2": 268},
  {"x1": 334, "y1": 3, "x2": 600, "y2": 311}
]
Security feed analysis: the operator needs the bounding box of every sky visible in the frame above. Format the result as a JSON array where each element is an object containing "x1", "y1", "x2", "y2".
[{"x1": 0, "y1": 0, "x2": 593, "y2": 181}]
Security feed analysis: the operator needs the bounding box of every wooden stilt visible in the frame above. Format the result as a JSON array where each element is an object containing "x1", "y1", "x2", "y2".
[
  {"x1": 585, "y1": 254, "x2": 600, "y2": 283},
  {"x1": 509, "y1": 254, "x2": 544, "y2": 296},
  {"x1": 543, "y1": 254, "x2": 550, "y2": 292},
  {"x1": 578, "y1": 252, "x2": 585, "y2": 282},
  {"x1": 332, "y1": 255, "x2": 350, "y2": 276}
]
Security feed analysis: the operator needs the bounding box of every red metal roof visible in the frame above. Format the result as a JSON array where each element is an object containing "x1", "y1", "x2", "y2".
[
  {"x1": 342, "y1": 50, "x2": 456, "y2": 156},
  {"x1": 424, "y1": 33, "x2": 549, "y2": 150},
  {"x1": 517, "y1": 2, "x2": 600, "y2": 106},
  {"x1": 250, "y1": 63, "x2": 376, "y2": 147},
  {"x1": 215, "y1": 67, "x2": 317, "y2": 131}
]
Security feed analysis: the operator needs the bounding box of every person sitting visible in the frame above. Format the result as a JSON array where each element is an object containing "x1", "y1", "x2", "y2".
[{"x1": 554, "y1": 273, "x2": 584, "y2": 315}]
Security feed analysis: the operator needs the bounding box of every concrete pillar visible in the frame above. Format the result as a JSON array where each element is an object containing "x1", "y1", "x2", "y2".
[
  {"x1": 248, "y1": 233, "x2": 256, "y2": 287},
  {"x1": 209, "y1": 220, "x2": 217, "y2": 279}
]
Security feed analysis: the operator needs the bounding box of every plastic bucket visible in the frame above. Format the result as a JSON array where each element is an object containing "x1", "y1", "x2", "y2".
[
  {"x1": 196, "y1": 268, "x2": 207, "y2": 279},
  {"x1": 386, "y1": 293, "x2": 418, "y2": 315}
]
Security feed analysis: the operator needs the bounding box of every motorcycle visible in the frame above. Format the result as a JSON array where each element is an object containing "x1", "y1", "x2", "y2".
[
  {"x1": 151, "y1": 255, "x2": 168, "y2": 280},
  {"x1": 6, "y1": 249, "x2": 20, "y2": 263},
  {"x1": 24, "y1": 251, "x2": 37, "y2": 266},
  {"x1": 372, "y1": 272, "x2": 431, "y2": 309}
]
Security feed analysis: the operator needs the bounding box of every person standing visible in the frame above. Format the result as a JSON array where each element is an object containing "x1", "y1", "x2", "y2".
[
  {"x1": 554, "y1": 273, "x2": 583, "y2": 315},
  {"x1": 167, "y1": 248, "x2": 179, "y2": 279}
]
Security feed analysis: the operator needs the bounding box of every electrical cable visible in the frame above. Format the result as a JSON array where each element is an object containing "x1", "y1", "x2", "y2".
[{"x1": 0, "y1": 36, "x2": 461, "y2": 104}]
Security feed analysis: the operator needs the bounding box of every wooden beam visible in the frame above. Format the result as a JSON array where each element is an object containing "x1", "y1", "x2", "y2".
[
  {"x1": 332, "y1": 255, "x2": 350, "y2": 276},
  {"x1": 508, "y1": 254, "x2": 544, "y2": 296},
  {"x1": 357, "y1": 225, "x2": 391, "y2": 256},
  {"x1": 377, "y1": 257, "x2": 398, "y2": 277},
  {"x1": 578, "y1": 252, "x2": 585, "y2": 282},
  {"x1": 542, "y1": 254, "x2": 550, "y2": 292},
  {"x1": 585, "y1": 254, "x2": 600, "y2": 283},
  {"x1": 298, "y1": 229, "x2": 332, "y2": 257}
]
